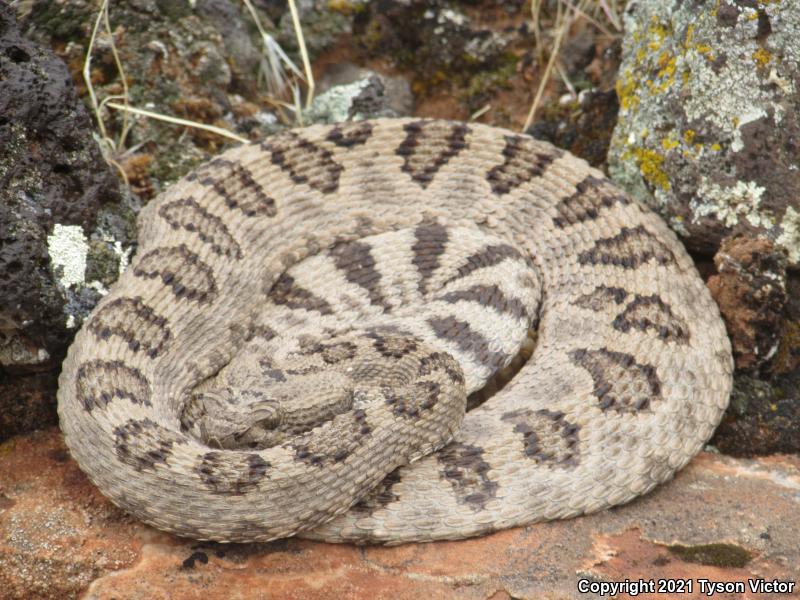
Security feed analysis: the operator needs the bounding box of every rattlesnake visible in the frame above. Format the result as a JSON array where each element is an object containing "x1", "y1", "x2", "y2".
[{"x1": 57, "y1": 119, "x2": 733, "y2": 544}]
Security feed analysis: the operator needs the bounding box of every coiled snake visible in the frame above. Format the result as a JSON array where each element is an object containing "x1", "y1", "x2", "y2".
[{"x1": 58, "y1": 119, "x2": 733, "y2": 544}]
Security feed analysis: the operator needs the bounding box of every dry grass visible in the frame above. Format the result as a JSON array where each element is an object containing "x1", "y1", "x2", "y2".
[
  {"x1": 85, "y1": 0, "x2": 624, "y2": 158},
  {"x1": 523, "y1": 0, "x2": 625, "y2": 131},
  {"x1": 241, "y1": 0, "x2": 315, "y2": 123},
  {"x1": 105, "y1": 102, "x2": 248, "y2": 143},
  {"x1": 84, "y1": 0, "x2": 314, "y2": 175}
]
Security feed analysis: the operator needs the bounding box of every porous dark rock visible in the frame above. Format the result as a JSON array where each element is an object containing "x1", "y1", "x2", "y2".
[
  {"x1": 357, "y1": 1, "x2": 508, "y2": 71},
  {"x1": 274, "y1": 0, "x2": 359, "y2": 58},
  {"x1": 708, "y1": 240, "x2": 800, "y2": 456},
  {"x1": 772, "y1": 274, "x2": 800, "y2": 376},
  {"x1": 0, "y1": 4, "x2": 132, "y2": 440},
  {"x1": 20, "y1": 0, "x2": 282, "y2": 183}
]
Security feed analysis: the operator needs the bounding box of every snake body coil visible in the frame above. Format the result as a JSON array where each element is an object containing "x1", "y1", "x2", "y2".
[{"x1": 58, "y1": 119, "x2": 733, "y2": 544}]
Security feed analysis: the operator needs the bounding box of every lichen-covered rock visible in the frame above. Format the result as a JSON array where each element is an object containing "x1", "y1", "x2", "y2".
[
  {"x1": 316, "y1": 62, "x2": 414, "y2": 119},
  {"x1": 307, "y1": 67, "x2": 413, "y2": 123},
  {"x1": 0, "y1": 4, "x2": 132, "y2": 439},
  {"x1": 608, "y1": 0, "x2": 800, "y2": 265},
  {"x1": 707, "y1": 236, "x2": 787, "y2": 371},
  {"x1": 609, "y1": 2, "x2": 800, "y2": 455}
]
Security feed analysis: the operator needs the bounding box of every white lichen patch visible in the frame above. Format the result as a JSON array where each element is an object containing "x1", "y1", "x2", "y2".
[
  {"x1": 776, "y1": 206, "x2": 800, "y2": 264},
  {"x1": 464, "y1": 32, "x2": 505, "y2": 62},
  {"x1": 691, "y1": 179, "x2": 768, "y2": 227},
  {"x1": 115, "y1": 241, "x2": 131, "y2": 275},
  {"x1": 438, "y1": 8, "x2": 467, "y2": 26},
  {"x1": 731, "y1": 107, "x2": 768, "y2": 153},
  {"x1": 47, "y1": 224, "x2": 88, "y2": 289},
  {"x1": 0, "y1": 334, "x2": 50, "y2": 365},
  {"x1": 87, "y1": 280, "x2": 110, "y2": 296},
  {"x1": 677, "y1": 35, "x2": 770, "y2": 152},
  {"x1": 306, "y1": 78, "x2": 371, "y2": 123},
  {"x1": 669, "y1": 214, "x2": 689, "y2": 236},
  {"x1": 103, "y1": 234, "x2": 132, "y2": 276}
]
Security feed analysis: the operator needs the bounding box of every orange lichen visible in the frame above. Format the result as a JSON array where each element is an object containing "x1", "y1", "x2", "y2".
[
  {"x1": 623, "y1": 147, "x2": 671, "y2": 191},
  {"x1": 661, "y1": 137, "x2": 679, "y2": 151},
  {"x1": 752, "y1": 47, "x2": 772, "y2": 66},
  {"x1": 616, "y1": 70, "x2": 640, "y2": 111}
]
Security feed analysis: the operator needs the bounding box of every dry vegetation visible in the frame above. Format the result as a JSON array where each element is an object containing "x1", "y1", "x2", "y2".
[
  {"x1": 83, "y1": 0, "x2": 313, "y2": 168},
  {"x1": 83, "y1": 0, "x2": 627, "y2": 178},
  {"x1": 525, "y1": 0, "x2": 625, "y2": 128}
]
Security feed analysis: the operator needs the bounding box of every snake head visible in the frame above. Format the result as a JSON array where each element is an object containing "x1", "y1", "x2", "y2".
[{"x1": 195, "y1": 388, "x2": 284, "y2": 449}]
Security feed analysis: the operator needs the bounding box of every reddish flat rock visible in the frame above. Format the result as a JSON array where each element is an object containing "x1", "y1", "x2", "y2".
[{"x1": 1, "y1": 428, "x2": 798, "y2": 600}]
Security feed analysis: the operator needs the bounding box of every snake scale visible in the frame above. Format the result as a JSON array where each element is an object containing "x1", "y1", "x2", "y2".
[{"x1": 58, "y1": 118, "x2": 733, "y2": 544}]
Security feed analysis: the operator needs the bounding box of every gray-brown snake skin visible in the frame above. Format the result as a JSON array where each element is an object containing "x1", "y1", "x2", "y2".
[{"x1": 57, "y1": 119, "x2": 733, "y2": 544}]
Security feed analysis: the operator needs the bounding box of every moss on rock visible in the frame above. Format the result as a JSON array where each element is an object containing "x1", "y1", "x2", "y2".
[{"x1": 667, "y1": 543, "x2": 752, "y2": 569}]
